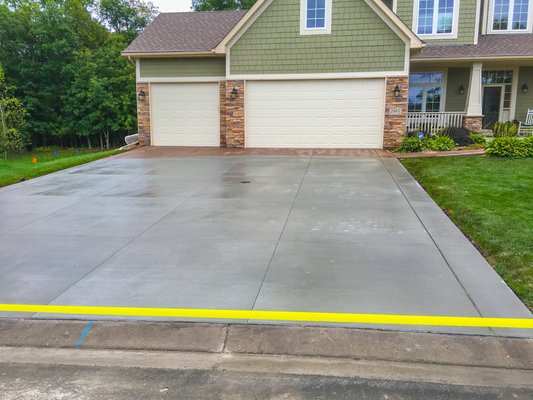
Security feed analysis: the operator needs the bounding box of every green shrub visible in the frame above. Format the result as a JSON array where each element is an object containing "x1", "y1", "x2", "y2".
[
  {"x1": 523, "y1": 136, "x2": 533, "y2": 156},
  {"x1": 493, "y1": 121, "x2": 519, "y2": 137},
  {"x1": 397, "y1": 136, "x2": 423, "y2": 153},
  {"x1": 468, "y1": 133, "x2": 487, "y2": 144},
  {"x1": 486, "y1": 137, "x2": 529, "y2": 158},
  {"x1": 0, "y1": 128, "x2": 25, "y2": 156},
  {"x1": 423, "y1": 134, "x2": 456, "y2": 151}
]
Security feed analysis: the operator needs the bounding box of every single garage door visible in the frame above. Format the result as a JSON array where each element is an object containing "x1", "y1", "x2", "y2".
[
  {"x1": 151, "y1": 83, "x2": 220, "y2": 147},
  {"x1": 246, "y1": 79, "x2": 385, "y2": 148}
]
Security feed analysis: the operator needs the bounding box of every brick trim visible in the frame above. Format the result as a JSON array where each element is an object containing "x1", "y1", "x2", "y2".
[{"x1": 136, "y1": 82, "x2": 151, "y2": 146}]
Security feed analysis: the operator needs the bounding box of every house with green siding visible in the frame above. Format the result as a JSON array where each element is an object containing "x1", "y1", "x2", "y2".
[{"x1": 123, "y1": 0, "x2": 533, "y2": 149}]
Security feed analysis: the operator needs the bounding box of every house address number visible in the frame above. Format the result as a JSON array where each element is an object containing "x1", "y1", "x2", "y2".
[{"x1": 387, "y1": 108, "x2": 402, "y2": 115}]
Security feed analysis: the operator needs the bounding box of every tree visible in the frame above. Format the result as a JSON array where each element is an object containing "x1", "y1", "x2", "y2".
[
  {"x1": 98, "y1": 0, "x2": 157, "y2": 41},
  {"x1": 0, "y1": 64, "x2": 27, "y2": 158},
  {"x1": 0, "y1": 0, "x2": 151, "y2": 148},
  {"x1": 192, "y1": 0, "x2": 257, "y2": 11},
  {"x1": 63, "y1": 35, "x2": 136, "y2": 148}
]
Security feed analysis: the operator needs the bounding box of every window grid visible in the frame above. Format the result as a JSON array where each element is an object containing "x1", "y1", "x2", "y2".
[
  {"x1": 493, "y1": 0, "x2": 529, "y2": 31},
  {"x1": 482, "y1": 70, "x2": 513, "y2": 84},
  {"x1": 504, "y1": 85, "x2": 512, "y2": 109},
  {"x1": 418, "y1": 0, "x2": 435, "y2": 34},
  {"x1": 417, "y1": 0, "x2": 456, "y2": 35},
  {"x1": 306, "y1": 0, "x2": 326, "y2": 29},
  {"x1": 513, "y1": 0, "x2": 529, "y2": 29},
  {"x1": 437, "y1": 0, "x2": 454, "y2": 33},
  {"x1": 408, "y1": 72, "x2": 443, "y2": 113}
]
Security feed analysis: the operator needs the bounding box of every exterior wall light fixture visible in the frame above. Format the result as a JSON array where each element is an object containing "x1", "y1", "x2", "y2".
[
  {"x1": 522, "y1": 84, "x2": 529, "y2": 94},
  {"x1": 137, "y1": 89, "x2": 146, "y2": 101},
  {"x1": 393, "y1": 85, "x2": 401, "y2": 98},
  {"x1": 459, "y1": 84, "x2": 465, "y2": 95},
  {"x1": 231, "y1": 87, "x2": 239, "y2": 99}
]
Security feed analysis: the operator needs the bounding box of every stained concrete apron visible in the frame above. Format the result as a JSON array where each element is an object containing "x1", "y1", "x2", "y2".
[{"x1": 0, "y1": 150, "x2": 530, "y2": 336}]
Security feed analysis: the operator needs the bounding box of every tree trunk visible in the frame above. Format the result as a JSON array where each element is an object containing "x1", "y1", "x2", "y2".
[
  {"x1": 87, "y1": 136, "x2": 92, "y2": 149},
  {"x1": 99, "y1": 131, "x2": 103, "y2": 149},
  {"x1": 104, "y1": 129, "x2": 110, "y2": 149}
]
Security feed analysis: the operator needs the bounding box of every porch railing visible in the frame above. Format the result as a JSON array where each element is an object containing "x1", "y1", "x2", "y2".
[{"x1": 406, "y1": 112, "x2": 466, "y2": 133}]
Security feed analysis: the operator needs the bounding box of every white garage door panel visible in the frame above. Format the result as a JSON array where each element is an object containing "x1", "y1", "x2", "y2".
[
  {"x1": 246, "y1": 80, "x2": 385, "y2": 148},
  {"x1": 151, "y1": 83, "x2": 219, "y2": 147}
]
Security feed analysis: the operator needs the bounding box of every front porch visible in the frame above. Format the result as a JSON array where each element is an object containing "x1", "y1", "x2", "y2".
[{"x1": 406, "y1": 63, "x2": 533, "y2": 133}]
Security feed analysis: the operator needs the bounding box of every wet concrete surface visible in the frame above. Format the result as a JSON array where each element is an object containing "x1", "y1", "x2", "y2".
[{"x1": 0, "y1": 151, "x2": 530, "y2": 336}]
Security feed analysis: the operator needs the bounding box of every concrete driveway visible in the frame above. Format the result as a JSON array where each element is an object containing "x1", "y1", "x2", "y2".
[{"x1": 0, "y1": 148, "x2": 530, "y2": 336}]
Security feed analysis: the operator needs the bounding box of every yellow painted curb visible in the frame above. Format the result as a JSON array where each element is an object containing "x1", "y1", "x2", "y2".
[{"x1": 1, "y1": 304, "x2": 532, "y2": 329}]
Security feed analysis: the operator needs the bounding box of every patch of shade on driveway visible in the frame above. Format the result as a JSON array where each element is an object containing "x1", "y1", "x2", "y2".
[{"x1": 0, "y1": 150, "x2": 530, "y2": 336}]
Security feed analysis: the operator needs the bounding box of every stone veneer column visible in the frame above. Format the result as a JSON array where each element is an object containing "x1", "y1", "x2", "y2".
[
  {"x1": 136, "y1": 82, "x2": 151, "y2": 146},
  {"x1": 463, "y1": 116, "x2": 483, "y2": 132},
  {"x1": 383, "y1": 77, "x2": 408, "y2": 150},
  {"x1": 219, "y1": 81, "x2": 227, "y2": 147},
  {"x1": 224, "y1": 80, "x2": 245, "y2": 148}
]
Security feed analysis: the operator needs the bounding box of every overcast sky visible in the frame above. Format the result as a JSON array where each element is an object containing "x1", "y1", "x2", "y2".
[{"x1": 152, "y1": 0, "x2": 193, "y2": 12}]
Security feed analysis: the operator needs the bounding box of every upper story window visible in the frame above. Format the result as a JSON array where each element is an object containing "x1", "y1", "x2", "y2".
[
  {"x1": 492, "y1": 0, "x2": 530, "y2": 31},
  {"x1": 300, "y1": 0, "x2": 332, "y2": 35},
  {"x1": 414, "y1": 0, "x2": 459, "y2": 38},
  {"x1": 307, "y1": 0, "x2": 326, "y2": 28}
]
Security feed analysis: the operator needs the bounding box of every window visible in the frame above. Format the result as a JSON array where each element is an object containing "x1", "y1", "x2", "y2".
[
  {"x1": 408, "y1": 72, "x2": 443, "y2": 112},
  {"x1": 482, "y1": 70, "x2": 513, "y2": 84},
  {"x1": 300, "y1": 0, "x2": 332, "y2": 35},
  {"x1": 306, "y1": 0, "x2": 326, "y2": 28},
  {"x1": 416, "y1": 0, "x2": 457, "y2": 36},
  {"x1": 492, "y1": 0, "x2": 530, "y2": 31}
]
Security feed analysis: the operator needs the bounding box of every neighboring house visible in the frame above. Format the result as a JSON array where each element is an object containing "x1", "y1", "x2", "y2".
[{"x1": 122, "y1": 0, "x2": 533, "y2": 149}]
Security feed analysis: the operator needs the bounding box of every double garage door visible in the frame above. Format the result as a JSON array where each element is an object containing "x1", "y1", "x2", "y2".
[{"x1": 151, "y1": 79, "x2": 385, "y2": 148}]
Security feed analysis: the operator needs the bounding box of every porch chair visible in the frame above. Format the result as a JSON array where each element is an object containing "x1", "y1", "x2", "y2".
[{"x1": 518, "y1": 109, "x2": 533, "y2": 136}]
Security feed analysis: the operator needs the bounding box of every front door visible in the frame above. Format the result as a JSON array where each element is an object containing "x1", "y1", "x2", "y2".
[{"x1": 482, "y1": 87, "x2": 502, "y2": 129}]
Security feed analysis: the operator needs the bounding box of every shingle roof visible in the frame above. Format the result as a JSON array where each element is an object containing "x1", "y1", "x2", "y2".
[
  {"x1": 123, "y1": 11, "x2": 248, "y2": 54},
  {"x1": 413, "y1": 34, "x2": 533, "y2": 60}
]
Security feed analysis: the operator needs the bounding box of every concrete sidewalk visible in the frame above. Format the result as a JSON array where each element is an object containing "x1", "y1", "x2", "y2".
[{"x1": 0, "y1": 149, "x2": 530, "y2": 336}]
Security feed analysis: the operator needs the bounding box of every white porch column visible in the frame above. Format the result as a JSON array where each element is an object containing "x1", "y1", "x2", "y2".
[{"x1": 466, "y1": 63, "x2": 483, "y2": 116}]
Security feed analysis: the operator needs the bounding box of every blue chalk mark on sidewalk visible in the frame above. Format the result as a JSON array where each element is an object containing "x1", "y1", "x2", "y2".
[{"x1": 75, "y1": 321, "x2": 94, "y2": 348}]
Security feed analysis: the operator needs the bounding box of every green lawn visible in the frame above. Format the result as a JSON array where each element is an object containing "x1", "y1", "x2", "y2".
[
  {"x1": 0, "y1": 148, "x2": 125, "y2": 187},
  {"x1": 401, "y1": 156, "x2": 533, "y2": 310}
]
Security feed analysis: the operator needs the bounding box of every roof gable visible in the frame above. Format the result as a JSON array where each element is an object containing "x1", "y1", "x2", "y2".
[{"x1": 215, "y1": 0, "x2": 423, "y2": 53}]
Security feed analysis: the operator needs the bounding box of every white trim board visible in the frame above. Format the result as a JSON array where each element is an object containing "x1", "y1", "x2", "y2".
[
  {"x1": 137, "y1": 77, "x2": 225, "y2": 83},
  {"x1": 227, "y1": 71, "x2": 408, "y2": 81}
]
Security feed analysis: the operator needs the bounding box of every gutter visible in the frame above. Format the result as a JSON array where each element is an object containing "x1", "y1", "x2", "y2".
[{"x1": 120, "y1": 51, "x2": 222, "y2": 58}]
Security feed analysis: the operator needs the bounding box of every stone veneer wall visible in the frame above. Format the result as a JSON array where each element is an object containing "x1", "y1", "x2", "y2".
[
  {"x1": 383, "y1": 77, "x2": 408, "y2": 150},
  {"x1": 224, "y1": 80, "x2": 245, "y2": 148},
  {"x1": 219, "y1": 81, "x2": 227, "y2": 147},
  {"x1": 463, "y1": 116, "x2": 483, "y2": 133},
  {"x1": 136, "y1": 82, "x2": 151, "y2": 146}
]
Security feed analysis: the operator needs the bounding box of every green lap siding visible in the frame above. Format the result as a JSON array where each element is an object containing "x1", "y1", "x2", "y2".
[
  {"x1": 445, "y1": 68, "x2": 470, "y2": 112},
  {"x1": 395, "y1": 0, "x2": 413, "y2": 27},
  {"x1": 516, "y1": 67, "x2": 533, "y2": 121},
  {"x1": 395, "y1": 0, "x2": 477, "y2": 44},
  {"x1": 139, "y1": 58, "x2": 226, "y2": 78},
  {"x1": 229, "y1": 0, "x2": 406, "y2": 75}
]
